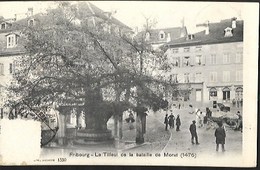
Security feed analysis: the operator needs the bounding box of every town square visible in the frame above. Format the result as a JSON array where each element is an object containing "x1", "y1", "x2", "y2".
[{"x1": 0, "y1": 1, "x2": 258, "y2": 166}]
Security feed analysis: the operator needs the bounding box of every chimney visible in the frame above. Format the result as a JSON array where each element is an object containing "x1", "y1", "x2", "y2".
[
  {"x1": 196, "y1": 21, "x2": 209, "y2": 35},
  {"x1": 103, "y1": 12, "x2": 112, "y2": 19},
  {"x1": 134, "y1": 27, "x2": 138, "y2": 34},
  {"x1": 14, "y1": 14, "x2": 17, "y2": 21},
  {"x1": 181, "y1": 17, "x2": 185, "y2": 28},
  {"x1": 166, "y1": 33, "x2": 171, "y2": 42},
  {"x1": 27, "y1": 8, "x2": 33, "y2": 17},
  {"x1": 205, "y1": 20, "x2": 209, "y2": 35},
  {"x1": 232, "y1": 17, "x2": 237, "y2": 29}
]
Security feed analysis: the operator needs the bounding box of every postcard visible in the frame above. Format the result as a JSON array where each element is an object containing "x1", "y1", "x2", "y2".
[{"x1": 0, "y1": 1, "x2": 258, "y2": 167}]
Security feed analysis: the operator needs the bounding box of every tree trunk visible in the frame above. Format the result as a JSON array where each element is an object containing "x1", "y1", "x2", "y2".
[
  {"x1": 0, "y1": 108, "x2": 3, "y2": 119},
  {"x1": 114, "y1": 114, "x2": 118, "y2": 137},
  {"x1": 85, "y1": 112, "x2": 108, "y2": 132},
  {"x1": 136, "y1": 112, "x2": 144, "y2": 144},
  {"x1": 119, "y1": 114, "x2": 123, "y2": 139}
]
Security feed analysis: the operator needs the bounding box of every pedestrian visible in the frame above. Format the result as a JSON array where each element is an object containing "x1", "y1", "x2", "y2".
[
  {"x1": 178, "y1": 103, "x2": 181, "y2": 109},
  {"x1": 203, "y1": 114, "x2": 208, "y2": 125},
  {"x1": 199, "y1": 111, "x2": 204, "y2": 128},
  {"x1": 164, "y1": 114, "x2": 169, "y2": 131},
  {"x1": 235, "y1": 111, "x2": 242, "y2": 132},
  {"x1": 189, "y1": 120, "x2": 199, "y2": 144},
  {"x1": 168, "y1": 112, "x2": 175, "y2": 129},
  {"x1": 215, "y1": 121, "x2": 226, "y2": 152},
  {"x1": 176, "y1": 114, "x2": 181, "y2": 131}
]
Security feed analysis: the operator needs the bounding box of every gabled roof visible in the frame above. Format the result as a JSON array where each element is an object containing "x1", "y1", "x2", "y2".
[
  {"x1": 83, "y1": 2, "x2": 131, "y2": 30},
  {"x1": 166, "y1": 19, "x2": 243, "y2": 48},
  {"x1": 136, "y1": 27, "x2": 187, "y2": 44}
]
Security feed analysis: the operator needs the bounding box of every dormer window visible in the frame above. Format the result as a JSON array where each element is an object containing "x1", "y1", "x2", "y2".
[
  {"x1": 1, "y1": 23, "x2": 6, "y2": 29},
  {"x1": 28, "y1": 19, "x2": 35, "y2": 27},
  {"x1": 1, "y1": 22, "x2": 12, "y2": 30},
  {"x1": 159, "y1": 31, "x2": 165, "y2": 39},
  {"x1": 145, "y1": 32, "x2": 150, "y2": 41},
  {"x1": 224, "y1": 27, "x2": 233, "y2": 37},
  {"x1": 6, "y1": 33, "x2": 19, "y2": 48}
]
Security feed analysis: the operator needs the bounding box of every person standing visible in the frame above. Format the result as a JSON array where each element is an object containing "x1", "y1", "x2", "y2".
[
  {"x1": 199, "y1": 111, "x2": 204, "y2": 128},
  {"x1": 189, "y1": 120, "x2": 199, "y2": 144},
  {"x1": 176, "y1": 114, "x2": 181, "y2": 131},
  {"x1": 164, "y1": 114, "x2": 169, "y2": 131},
  {"x1": 215, "y1": 122, "x2": 226, "y2": 152},
  {"x1": 168, "y1": 112, "x2": 175, "y2": 129}
]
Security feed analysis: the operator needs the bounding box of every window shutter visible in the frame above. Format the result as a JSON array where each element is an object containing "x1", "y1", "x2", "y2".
[{"x1": 201, "y1": 55, "x2": 206, "y2": 65}]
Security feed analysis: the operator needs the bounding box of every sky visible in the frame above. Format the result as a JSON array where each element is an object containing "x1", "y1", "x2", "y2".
[{"x1": 0, "y1": 1, "x2": 244, "y2": 33}]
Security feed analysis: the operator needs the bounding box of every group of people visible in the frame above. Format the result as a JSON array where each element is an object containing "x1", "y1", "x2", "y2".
[
  {"x1": 164, "y1": 111, "x2": 181, "y2": 131},
  {"x1": 195, "y1": 107, "x2": 213, "y2": 128},
  {"x1": 164, "y1": 111, "x2": 226, "y2": 152},
  {"x1": 189, "y1": 119, "x2": 226, "y2": 151}
]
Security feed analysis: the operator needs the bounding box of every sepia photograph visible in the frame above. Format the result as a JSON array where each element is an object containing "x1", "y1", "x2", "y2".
[{"x1": 0, "y1": 1, "x2": 258, "y2": 167}]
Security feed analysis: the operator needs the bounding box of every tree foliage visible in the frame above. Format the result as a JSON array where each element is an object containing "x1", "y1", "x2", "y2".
[{"x1": 7, "y1": 2, "x2": 173, "y2": 130}]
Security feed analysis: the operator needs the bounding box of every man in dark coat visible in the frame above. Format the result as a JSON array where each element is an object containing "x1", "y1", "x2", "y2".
[
  {"x1": 215, "y1": 122, "x2": 226, "y2": 151},
  {"x1": 189, "y1": 120, "x2": 199, "y2": 144},
  {"x1": 176, "y1": 114, "x2": 181, "y2": 131},
  {"x1": 168, "y1": 112, "x2": 175, "y2": 129},
  {"x1": 164, "y1": 114, "x2": 169, "y2": 131}
]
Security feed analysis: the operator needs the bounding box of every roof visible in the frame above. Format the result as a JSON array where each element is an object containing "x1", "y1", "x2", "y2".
[
  {"x1": 166, "y1": 19, "x2": 243, "y2": 48},
  {"x1": 136, "y1": 27, "x2": 187, "y2": 44},
  {"x1": 85, "y1": 2, "x2": 131, "y2": 30},
  {"x1": 0, "y1": 2, "x2": 132, "y2": 56}
]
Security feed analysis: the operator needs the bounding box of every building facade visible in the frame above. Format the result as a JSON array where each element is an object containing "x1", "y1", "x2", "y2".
[
  {"x1": 164, "y1": 18, "x2": 243, "y2": 108},
  {"x1": 0, "y1": 2, "x2": 132, "y2": 121}
]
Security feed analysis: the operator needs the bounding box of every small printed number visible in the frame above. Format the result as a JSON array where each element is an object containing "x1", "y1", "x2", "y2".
[{"x1": 58, "y1": 158, "x2": 67, "y2": 162}]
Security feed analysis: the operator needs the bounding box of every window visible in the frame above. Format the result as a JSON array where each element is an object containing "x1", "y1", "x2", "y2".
[
  {"x1": 195, "y1": 72, "x2": 202, "y2": 82},
  {"x1": 0, "y1": 63, "x2": 4, "y2": 75},
  {"x1": 170, "y1": 74, "x2": 178, "y2": 83},
  {"x1": 195, "y1": 55, "x2": 202, "y2": 65},
  {"x1": 210, "y1": 54, "x2": 217, "y2": 65},
  {"x1": 9, "y1": 63, "x2": 13, "y2": 74},
  {"x1": 223, "y1": 53, "x2": 231, "y2": 64},
  {"x1": 184, "y1": 73, "x2": 189, "y2": 83},
  {"x1": 209, "y1": 87, "x2": 218, "y2": 97},
  {"x1": 172, "y1": 48, "x2": 179, "y2": 53},
  {"x1": 235, "y1": 87, "x2": 243, "y2": 100},
  {"x1": 172, "y1": 57, "x2": 180, "y2": 67},
  {"x1": 28, "y1": 19, "x2": 34, "y2": 27},
  {"x1": 1, "y1": 23, "x2": 6, "y2": 29},
  {"x1": 236, "y1": 52, "x2": 243, "y2": 63},
  {"x1": 159, "y1": 31, "x2": 165, "y2": 39},
  {"x1": 236, "y1": 70, "x2": 243, "y2": 81},
  {"x1": 195, "y1": 46, "x2": 202, "y2": 52},
  {"x1": 183, "y1": 56, "x2": 190, "y2": 66},
  {"x1": 6, "y1": 34, "x2": 18, "y2": 48},
  {"x1": 145, "y1": 32, "x2": 150, "y2": 41},
  {"x1": 223, "y1": 87, "x2": 230, "y2": 100},
  {"x1": 223, "y1": 71, "x2": 230, "y2": 82},
  {"x1": 224, "y1": 27, "x2": 233, "y2": 37},
  {"x1": 184, "y1": 47, "x2": 190, "y2": 52},
  {"x1": 173, "y1": 74, "x2": 178, "y2": 83},
  {"x1": 209, "y1": 72, "x2": 217, "y2": 82}
]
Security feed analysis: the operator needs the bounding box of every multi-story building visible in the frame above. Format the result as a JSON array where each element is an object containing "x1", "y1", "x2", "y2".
[
  {"x1": 163, "y1": 18, "x2": 243, "y2": 108},
  {"x1": 0, "y1": 2, "x2": 132, "y2": 120}
]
